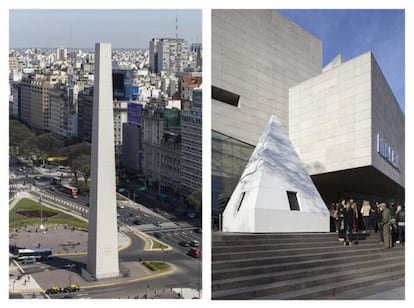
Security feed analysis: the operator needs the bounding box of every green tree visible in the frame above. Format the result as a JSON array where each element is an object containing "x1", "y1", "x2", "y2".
[
  {"x1": 71, "y1": 154, "x2": 90, "y2": 186},
  {"x1": 186, "y1": 187, "x2": 202, "y2": 214},
  {"x1": 37, "y1": 134, "x2": 64, "y2": 157}
]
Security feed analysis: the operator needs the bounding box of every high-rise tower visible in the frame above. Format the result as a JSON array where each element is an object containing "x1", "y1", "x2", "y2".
[{"x1": 87, "y1": 43, "x2": 120, "y2": 279}]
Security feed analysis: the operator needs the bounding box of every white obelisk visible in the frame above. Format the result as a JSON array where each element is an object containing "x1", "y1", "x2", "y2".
[{"x1": 87, "y1": 43, "x2": 120, "y2": 279}]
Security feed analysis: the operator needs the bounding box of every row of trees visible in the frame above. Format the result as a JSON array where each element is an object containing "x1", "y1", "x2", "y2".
[{"x1": 9, "y1": 120, "x2": 91, "y2": 188}]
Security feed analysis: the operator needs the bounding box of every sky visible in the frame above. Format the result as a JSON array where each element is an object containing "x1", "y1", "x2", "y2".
[
  {"x1": 9, "y1": 9, "x2": 202, "y2": 49},
  {"x1": 279, "y1": 9, "x2": 405, "y2": 112}
]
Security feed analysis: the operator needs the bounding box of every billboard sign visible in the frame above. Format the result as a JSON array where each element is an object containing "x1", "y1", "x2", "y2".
[{"x1": 127, "y1": 102, "x2": 142, "y2": 126}]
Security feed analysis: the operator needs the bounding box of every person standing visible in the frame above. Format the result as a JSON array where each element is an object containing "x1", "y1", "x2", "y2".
[
  {"x1": 361, "y1": 200, "x2": 371, "y2": 232},
  {"x1": 337, "y1": 200, "x2": 346, "y2": 242},
  {"x1": 350, "y1": 199, "x2": 358, "y2": 232},
  {"x1": 380, "y1": 203, "x2": 392, "y2": 249},
  {"x1": 395, "y1": 204, "x2": 405, "y2": 245},
  {"x1": 343, "y1": 201, "x2": 354, "y2": 246}
]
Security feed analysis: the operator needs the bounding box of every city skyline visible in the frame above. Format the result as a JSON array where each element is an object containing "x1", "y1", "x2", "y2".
[
  {"x1": 279, "y1": 9, "x2": 405, "y2": 111},
  {"x1": 9, "y1": 9, "x2": 202, "y2": 49}
]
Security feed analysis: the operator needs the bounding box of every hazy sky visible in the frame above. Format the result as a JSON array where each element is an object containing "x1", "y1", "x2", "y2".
[
  {"x1": 279, "y1": 9, "x2": 405, "y2": 112},
  {"x1": 9, "y1": 9, "x2": 202, "y2": 49}
]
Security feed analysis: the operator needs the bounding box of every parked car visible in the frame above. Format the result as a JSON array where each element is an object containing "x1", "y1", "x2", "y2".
[
  {"x1": 187, "y1": 247, "x2": 201, "y2": 258},
  {"x1": 63, "y1": 284, "x2": 80, "y2": 293},
  {"x1": 154, "y1": 208, "x2": 161, "y2": 213},
  {"x1": 132, "y1": 219, "x2": 141, "y2": 225},
  {"x1": 153, "y1": 232, "x2": 163, "y2": 239},
  {"x1": 190, "y1": 240, "x2": 200, "y2": 247},
  {"x1": 45, "y1": 285, "x2": 62, "y2": 294}
]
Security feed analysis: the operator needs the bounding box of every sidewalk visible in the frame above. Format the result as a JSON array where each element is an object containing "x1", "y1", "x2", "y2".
[
  {"x1": 9, "y1": 231, "x2": 131, "y2": 298},
  {"x1": 9, "y1": 261, "x2": 46, "y2": 298}
]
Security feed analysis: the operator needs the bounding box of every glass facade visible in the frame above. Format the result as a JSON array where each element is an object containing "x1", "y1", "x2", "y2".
[{"x1": 212, "y1": 130, "x2": 255, "y2": 229}]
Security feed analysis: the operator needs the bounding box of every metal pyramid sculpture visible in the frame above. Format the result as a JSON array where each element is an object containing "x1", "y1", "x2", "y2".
[{"x1": 222, "y1": 115, "x2": 329, "y2": 233}]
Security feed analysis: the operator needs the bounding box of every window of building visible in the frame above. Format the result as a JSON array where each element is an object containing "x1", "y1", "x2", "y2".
[
  {"x1": 287, "y1": 191, "x2": 300, "y2": 211},
  {"x1": 212, "y1": 86, "x2": 240, "y2": 107},
  {"x1": 236, "y1": 192, "x2": 246, "y2": 212}
]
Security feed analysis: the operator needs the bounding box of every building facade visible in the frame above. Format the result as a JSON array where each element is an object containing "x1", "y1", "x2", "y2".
[
  {"x1": 212, "y1": 10, "x2": 405, "y2": 230},
  {"x1": 289, "y1": 52, "x2": 405, "y2": 204},
  {"x1": 151, "y1": 38, "x2": 189, "y2": 74},
  {"x1": 180, "y1": 88, "x2": 202, "y2": 194},
  {"x1": 212, "y1": 10, "x2": 323, "y2": 212}
]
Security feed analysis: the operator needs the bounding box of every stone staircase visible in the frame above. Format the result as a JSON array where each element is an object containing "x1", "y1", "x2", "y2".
[{"x1": 212, "y1": 232, "x2": 404, "y2": 300}]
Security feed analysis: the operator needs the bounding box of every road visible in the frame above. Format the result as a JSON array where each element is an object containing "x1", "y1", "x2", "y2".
[{"x1": 10, "y1": 154, "x2": 203, "y2": 298}]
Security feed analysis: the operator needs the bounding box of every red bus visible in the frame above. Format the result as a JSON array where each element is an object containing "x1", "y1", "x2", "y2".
[{"x1": 61, "y1": 184, "x2": 78, "y2": 198}]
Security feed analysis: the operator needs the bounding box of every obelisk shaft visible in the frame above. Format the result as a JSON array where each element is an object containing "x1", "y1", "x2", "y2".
[{"x1": 87, "y1": 43, "x2": 119, "y2": 279}]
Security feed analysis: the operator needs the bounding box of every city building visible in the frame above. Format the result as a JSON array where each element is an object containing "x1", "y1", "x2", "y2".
[
  {"x1": 212, "y1": 10, "x2": 323, "y2": 215},
  {"x1": 77, "y1": 86, "x2": 94, "y2": 142},
  {"x1": 48, "y1": 85, "x2": 78, "y2": 139},
  {"x1": 56, "y1": 47, "x2": 68, "y2": 61},
  {"x1": 150, "y1": 38, "x2": 189, "y2": 74},
  {"x1": 212, "y1": 10, "x2": 405, "y2": 231},
  {"x1": 142, "y1": 105, "x2": 182, "y2": 194},
  {"x1": 180, "y1": 88, "x2": 202, "y2": 194},
  {"x1": 113, "y1": 100, "x2": 128, "y2": 155},
  {"x1": 289, "y1": 52, "x2": 404, "y2": 205},
  {"x1": 19, "y1": 74, "x2": 53, "y2": 131}
]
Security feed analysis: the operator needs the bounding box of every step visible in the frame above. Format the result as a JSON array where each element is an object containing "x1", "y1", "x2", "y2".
[
  {"x1": 213, "y1": 233, "x2": 375, "y2": 246},
  {"x1": 260, "y1": 271, "x2": 404, "y2": 300},
  {"x1": 212, "y1": 262, "x2": 403, "y2": 299},
  {"x1": 212, "y1": 242, "x2": 382, "y2": 261},
  {"x1": 212, "y1": 246, "x2": 400, "y2": 270},
  {"x1": 212, "y1": 249, "x2": 404, "y2": 280},
  {"x1": 212, "y1": 254, "x2": 405, "y2": 292},
  {"x1": 323, "y1": 277, "x2": 405, "y2": 299},
  {"x1": 213, "y1": 239, "x2": 374, "y2": 253}
]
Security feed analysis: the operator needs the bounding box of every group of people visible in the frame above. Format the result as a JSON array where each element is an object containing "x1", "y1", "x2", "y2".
[{"x1": 330, "y1": 198, "x2": 405, "y2": 248}]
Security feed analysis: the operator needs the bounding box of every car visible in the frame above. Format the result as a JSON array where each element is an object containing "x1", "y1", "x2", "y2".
[
  {"x1": 154, "y1": 221, "x2": 162, "y2": 227},
  {"x1": 187, "y1": 247, "x2": 201, "y2": 258},
  {"x1": 187, "y1": 212, "x2": 195, "y2": 219},
  {"x1": 117, "y1": 203, "x2": 125, "y2": 209},
  {"x1": 154, "y1": 207, "x2": 161, "y2": 213},
  {"x1": 195, "y1": 227, "x2": 202, "y2": 233},
  {"x1": 63, "y1": 284, "x2": 80, "y2": 293},
  {"x1": 190, "y1": 240, "x2": 200, "y2": 247},
  {"x1": 132, "y1": 219, "x2": 141, "y2": 225},
  {"x1": 45, "y1": 285, "x2": 63, "y2": 294},
  {"x1": 179, "y1": 241, "x2": 190, "y2": 247},
  {"x1": 50, "y1": 186, "x2": 56, "y2": 191}
]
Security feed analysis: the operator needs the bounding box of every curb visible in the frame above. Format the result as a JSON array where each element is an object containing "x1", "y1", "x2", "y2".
[{"x1": 81, "y1": 262, "x2": 177, "y2": 290}]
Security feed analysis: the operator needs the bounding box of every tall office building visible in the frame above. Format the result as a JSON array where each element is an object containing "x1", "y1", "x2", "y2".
[
  {"x1": 19, "y1": 75, "x2": 52, "y2": 131},
  {"x1": 150, "y1": 38, "x2": 189, "y2": 74},
  {"x1": 181, "y1": 88, "x2": 202, "y2": 194},
  {"x1": 56, "y1": 47, "x2": 68, "y2": 61}
]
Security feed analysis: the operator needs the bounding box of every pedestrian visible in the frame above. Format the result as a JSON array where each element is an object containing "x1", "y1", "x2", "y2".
[
  {"x1": 343, "y1": 201, "x2": 354, "y2": 246},
  {"x1": 350, "y1": 198, "x2": 359, "y2": 232},
  {"x1": 361, "y1": 200, "x2": 371, "y2": 232},
  {"x1": 380, "y1": 203, "x2": 392, "y2": 249},
  {"x1": 337, "y1": 200, "x2": 346, "y2": 242},
  {"x1": 395, "y1": 204, "x2": 405, "y2": 245}
]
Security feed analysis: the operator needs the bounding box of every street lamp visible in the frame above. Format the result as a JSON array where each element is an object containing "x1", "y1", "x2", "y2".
[
  {"x1": 39, "y1": 196, "x2": 45, "y2": 230},
  {"x1": 66, "y1": 263, "x2": 76, "y2": 285}
]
